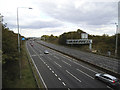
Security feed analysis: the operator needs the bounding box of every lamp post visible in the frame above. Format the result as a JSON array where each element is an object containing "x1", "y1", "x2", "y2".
[
  {"x1": 115, "y1": 23, "x2": 118, "y2": 57},
  {"x1": 0, "y1": 14, "x2": 4, "y2": 23},
  {"x1": 17, "y1": 7, "x2": 32, "y2": 79}
]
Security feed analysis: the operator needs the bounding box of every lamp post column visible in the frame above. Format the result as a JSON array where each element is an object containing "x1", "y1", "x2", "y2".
[
  {"x1": 17, "y1": 7, "x2": 21, "y2": 79},
  {"x1": 115, "y1": 24, "x2": 118, "y2": 57}
]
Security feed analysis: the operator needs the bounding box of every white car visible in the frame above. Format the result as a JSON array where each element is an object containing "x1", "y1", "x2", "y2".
[
  {"x1": 44, "y1": 50, "x2": 49, "y2": 54},
  {"x1": 95, "y1": 73, "x2": 119, "y2": 87}
]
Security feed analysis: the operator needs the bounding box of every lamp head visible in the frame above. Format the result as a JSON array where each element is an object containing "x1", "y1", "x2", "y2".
[{"x1": 29, "y1": 7, "x2": 32, "y2": 9}]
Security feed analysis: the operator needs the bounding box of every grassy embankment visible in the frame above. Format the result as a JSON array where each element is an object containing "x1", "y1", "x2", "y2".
[
  {"x1": 5, "y1": 41, "x2": 37, "y2": 88},
  {"x1": 3, "y1": 41, "x2": 44, "y2": 88},
  {"x1": 13, "y1": 41, "x2": 37, "y2": 88}
]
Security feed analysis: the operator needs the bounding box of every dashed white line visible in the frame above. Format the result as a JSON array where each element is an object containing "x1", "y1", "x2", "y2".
[
  {"x1": 107, "y1": 86, "x2": 113, "y2": 90},
  {"x1": 31, "y1": 54, "x2": 37, "y2": 57},
  {"x1": 73, "y1": 61, "x2": 98, "y2": 73},
  {"x1": 54, "y1": 55, "x2": 59, "y2": 59},
  {"x1": 27, "y1": 43, "x2": 47, "y2": 88},
  {"x1": 52, "y1": 71, "x2": 54, "y2": 73},
  {"x1": 62, "y1": 60, "x2": 71, "y2": 66},
  {"x1": 62, "y1": 82, "x2": 66, "y2": 86},
  {"x1": 54, "y1": 51, "x2": 99, "y2": 74},
  {"x1": 42, "y1": 61, "x2": 45, "y2": 63},
  {"x1": 39, "y1": 54, "x2": 43, "y2": 56},
  {"x1": 29, "y1": 43, "x2": 68, "y2": 88},
  {"x1": 58, "y1": 78, "x2": 61, "y2": 81},
  {"x1": 68, "y1": 88, "x2": 70, "y2": 90},
  {"x1": 49, "y1": 68, "x2": 51, "y2": 70},
  {"x1": 55, "y1": 74, "x2": 57, "y2": 77},
  {"x1": 54, "y1": 61, "x2": 62, "y2": 68},
  {"x1": 76, "y1": 69, "x2": 94, "y2": 79},
  {"x1": 48, "y1": 57, "x2": 52, "y2": 60},
  {"x1": 66, "y1": 70, "x2": 81, "y2": 82}
]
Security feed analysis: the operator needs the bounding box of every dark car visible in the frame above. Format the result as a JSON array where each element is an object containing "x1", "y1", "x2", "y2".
[
  {"x1": 31, "y1": 44, "x2": 33, "y2": 47},
  {"x1": 95, "y1": 73, "x2": 119, "y2": 87}
]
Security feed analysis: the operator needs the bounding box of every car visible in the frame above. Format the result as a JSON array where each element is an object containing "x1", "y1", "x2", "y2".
[
  {"x1": 44, "y1": 50, "x2": 49, "y2": 54},
  {"x1": 31, "y1": 44, "x2": 33, "y2": 47},
  {"x1": 95, "y1": 73, "x2": 119, "y2": 86}
]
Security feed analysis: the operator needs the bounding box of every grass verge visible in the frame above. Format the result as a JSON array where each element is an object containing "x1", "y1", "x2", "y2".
[{"x1": 12, "y1": 41, "x2": 37, "y2": 88}]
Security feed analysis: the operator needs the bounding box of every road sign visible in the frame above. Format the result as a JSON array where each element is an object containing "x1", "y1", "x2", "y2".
[
  {"x1": 22, "y1": 38, "x2": 25, "y2": 40},
  {"x1": 66, "y1": 39, "x2": 92, "y2": 50},
  {"x1": 66, "y1": 39, "x2": 92, "y2": 44},
  {"x1": 81, "y1": 33, "x2": 88, "y2": 39}
]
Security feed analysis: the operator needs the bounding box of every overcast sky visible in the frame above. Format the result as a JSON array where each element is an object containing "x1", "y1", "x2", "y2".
[{"x1": 0, "y1": 0, "x2": 119, "y2": 37}]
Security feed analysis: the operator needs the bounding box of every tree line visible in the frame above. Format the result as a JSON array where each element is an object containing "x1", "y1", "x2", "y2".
[
  {"x1": 2, "y1": 25, "x2": 24, "y2": 87},
  {"x1": 41, "y1": 29, "x2": 120, "y2": 57}
]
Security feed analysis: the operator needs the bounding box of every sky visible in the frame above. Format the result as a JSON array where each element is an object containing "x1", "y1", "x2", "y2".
[{"x1": 0, "y1": 0, "x2": 119, "y2": 37}]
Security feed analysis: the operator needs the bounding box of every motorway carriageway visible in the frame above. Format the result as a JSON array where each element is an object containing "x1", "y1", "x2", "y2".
[{"x1": 26, "y1": 41, "x2": 114, "y2": 89}]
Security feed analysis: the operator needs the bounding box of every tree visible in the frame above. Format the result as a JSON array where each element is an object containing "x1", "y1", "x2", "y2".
[{"x1": 2, "y1": 26, "x2": 20, "y2": 87}]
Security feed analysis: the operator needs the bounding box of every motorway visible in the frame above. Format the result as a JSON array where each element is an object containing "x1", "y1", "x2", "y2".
[
  {"x1": 37, "y1": 40, "x2": 120, "y2": 74},
  {"x1": 26, "y1": 40, "x2": 114, "y2": 89}
]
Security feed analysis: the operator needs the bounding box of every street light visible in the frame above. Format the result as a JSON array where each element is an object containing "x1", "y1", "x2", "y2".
[
  {"x1": 115, "y1": 23, "x2": 118, "y2": 57},
  {"x1": 17, "y1": 7, "x2": 32, "y2": 53},
  {"x1": 0, "y1": 14, "x2": 4, "y2": 23},
  {"x1": 17, "y1": 7, "x2": 32, "y2": 79}
]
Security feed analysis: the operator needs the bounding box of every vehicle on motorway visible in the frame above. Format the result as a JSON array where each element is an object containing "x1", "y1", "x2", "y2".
[
  {"x1": 44, "y1": 50, "x2": 49, "y2": 54},
  {"x1": 95, "y1": 73, "x2": 119, "y2": 86},
  {"x1": 31, "y1": 43, "x2": 33, "y2": 47}
]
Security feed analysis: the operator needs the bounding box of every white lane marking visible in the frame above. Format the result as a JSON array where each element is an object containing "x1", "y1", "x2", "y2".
[
  {"x1": 76, "y1": 69, "x2": 94, "y2": 79},
  {"x1": 42, "y1": 60, "x2": 45, "y2": 63},
  {"x1": 29, "y1": 44, "x2": 45, "y2": 64},
  {"x1": 47, "y1": 66, "x2": 49, "y2": 68},
  {"x1": 52, "y1": 71, "x2": 54, "y2": 73},
  {"x1": 58, "y1": 78, "x2": 61, "y2": 81},
  {"x1": 27, "y1": 43, "x2": 47, "y2": 88},
  {"x1": 49, "y1": 68, "x2": 51, "y2": 70},
  {"x1": 66, "y1": 70, "x2": 81, "y2": 82},
  {"x1": 30, "y1": 43, "x2": 66, "y2": 86},
  {"x1": 73, "y1": 61, "x2": 98, "y2": 73},
  {"x1": 54, "y1": 61, "x2": 62, "y2": 68},
  {"x1": 54, "y1": 55, "x2": 59, "y2": 59},
  {"x1": 55, "y1": 50, "x2": 98, "y2": 73},
  {"x1": 55, "y1": 74, "x2": 57, "y2": 77},
  {"x1": 47, "y1": 57, "x2": 52, "y2": 60},
  {"x1": 49, "y1": 53, "x2": 52, "y2": 55},
  {"x1": 31, "y1": 54, "x2": 37, "y2": 57},
  {"x1": 107, "y1": 86, "x2": 113, "y2": 90},
  {"x1": 68, "y1": 88, "x2": 70, "y2": 90},
  {"x1": 30, "y1": 42, "x2": 68, "y2": 88},
  {"x1": 39, "y1": 54, "x2": 43, "y2": 56},
  {"x1": 62, "y1": 82, "x2": 66, "y2": 86},
  {"x1": 62, "y1": 60, "x2": 71, "y2": 66}
]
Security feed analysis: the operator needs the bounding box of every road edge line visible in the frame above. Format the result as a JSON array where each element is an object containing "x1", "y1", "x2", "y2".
[{"x1": 26, "y1": 42, "x2": 47, "y2": 89}]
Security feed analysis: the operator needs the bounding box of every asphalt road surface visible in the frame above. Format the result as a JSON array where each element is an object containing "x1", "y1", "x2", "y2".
[
  {"x1": 26, "y1": 41, "x2": 116, "y2": 89},
  {"x1": 36, "y1": 40, "x2": 120, "y2": 74}
]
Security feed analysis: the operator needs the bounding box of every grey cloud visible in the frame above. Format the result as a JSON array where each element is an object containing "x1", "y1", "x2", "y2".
[
  {"x1": 38, "y1": 1, "x2": 117, "y2": 26},
  {"x1": 7, "y1": 18, "x2": 63, "y2": 30},
  {"x1": 8, "y1": 20, "x2": 64, "y2": 29}
]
